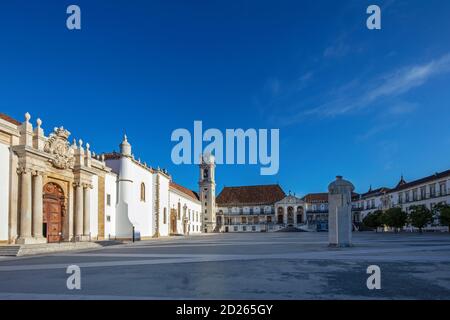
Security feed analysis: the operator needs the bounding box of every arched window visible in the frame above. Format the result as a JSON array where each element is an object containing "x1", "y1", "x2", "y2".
[
  {"x1": 140, "y1": 183, "x2": 146, "y2": 202},
  {"x1": 163, "y1": 208, "x2": 167, "y2": 224}
]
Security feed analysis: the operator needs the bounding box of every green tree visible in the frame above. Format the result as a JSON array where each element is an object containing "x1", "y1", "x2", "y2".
[
  {"x1": 380, "y1": 207, "x2": 408, "y2": 232},
  {"x1": 433, "y1": 203, "x2": 450, "y2": 231},
  {"x1": 408, "y1": 205, "x2": 433, "y2": 233},
  {"x1": 362, "y1": 210, "x2": 383, "y2": 231}
]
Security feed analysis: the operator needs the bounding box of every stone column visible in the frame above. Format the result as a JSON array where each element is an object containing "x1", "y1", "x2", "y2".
[
  {"x1": 83, "y1": 184, "x2": 91, "y2": 237},
  {"x1": 17, "y1": 168, "x2": 32, "y2": 243},
  {"x1": 32, "y1": 171, "x2": 44, "y2": 239},
  {"x1": 9, "y1": 154, "x2": 19, "y2": 243},
  {"x1": 294, "y1": 206, "x2": 298, "y2": 225},
  {"x1": 68, "y1": 184, "x2": 74, "y2": 241},
  {"x1": 74, "y1": 182, "x2": 83, "y2": 239}
]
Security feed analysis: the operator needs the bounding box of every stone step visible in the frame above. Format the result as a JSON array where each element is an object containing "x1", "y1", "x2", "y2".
[
  {"x1": 0, "y1": 246, "x2": 21, "y2": 256},
  {"x1": 94, "y1": 240, "x2": 124, "y2": 247}
]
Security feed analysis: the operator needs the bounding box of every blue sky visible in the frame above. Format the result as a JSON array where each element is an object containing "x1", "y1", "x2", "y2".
[{"x1": 1, "y1": 0, "x2": 450, "y2": 195}]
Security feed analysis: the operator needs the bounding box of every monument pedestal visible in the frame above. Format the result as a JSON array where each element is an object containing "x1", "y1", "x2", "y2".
[{"x1": 328, "y1": 176, "x2": 355, "y2": 247}]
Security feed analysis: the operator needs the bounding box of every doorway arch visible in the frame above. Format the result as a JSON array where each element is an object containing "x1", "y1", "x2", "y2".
[
  {"x1": 287, "y1": 206, "x2": 294, "y2": 225},
  {"x1": 277, "y1": 207, "x2": 284, "y2": 224},
  {"x1": 43, "y1": 182, "x2": 65, "y2": 243},
  {"x1": 170, "y1": 209, "x2": 177, "y2": 234}
]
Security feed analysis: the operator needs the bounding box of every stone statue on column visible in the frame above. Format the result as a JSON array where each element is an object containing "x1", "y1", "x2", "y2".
[{"x1": 328, "y1": 176, "x2": 355, "y2": 247}]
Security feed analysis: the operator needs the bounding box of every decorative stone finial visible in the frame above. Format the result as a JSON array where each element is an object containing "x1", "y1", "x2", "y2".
[
  {"x1": 86, "y1": 143, "x2": 90, "y2": 150},
  {"x1": 24, "y1": 112, "x2": 31, "y2": 122},
  {"x1": 101, "y1": 154, "x2": 105, "y2": 162},
  {"x1": 36, "y1": 118, "x2": 42, "y2": 127},
  {"x1": 120, "y1": 134, "x2": 132, "y2": 156},
  {"x1": 78, "y1": 139, "x2": 83, "y2": 147}
]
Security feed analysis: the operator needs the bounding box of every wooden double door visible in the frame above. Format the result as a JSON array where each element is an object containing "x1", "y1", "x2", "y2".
[{"x1": 43, "y1": 183, "x2": 65, "y2": 243}]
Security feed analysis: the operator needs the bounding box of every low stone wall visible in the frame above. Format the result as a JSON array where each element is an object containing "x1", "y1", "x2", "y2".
[{"x1": 17, "y1": 242, "x2": 103, "y2": 256}]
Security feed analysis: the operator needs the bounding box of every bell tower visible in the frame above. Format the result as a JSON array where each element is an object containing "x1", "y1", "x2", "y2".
[{"x1": 199, "y1": 153, "x2": 216, "y2": 233}]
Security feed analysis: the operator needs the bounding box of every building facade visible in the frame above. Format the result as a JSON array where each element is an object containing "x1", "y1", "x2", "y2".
[
  {"x1": 0, "y1": 113, "x2": 203, "y2": 244},
  {"x1": 215, "y1": 184, "x2": 286, "y2": 232},
  {"x1": 1, "y1": 112, "x2": 449, "y2": 244},
  {"x1": 354, "y1": 172, "x2": 450, "y2": 230}
]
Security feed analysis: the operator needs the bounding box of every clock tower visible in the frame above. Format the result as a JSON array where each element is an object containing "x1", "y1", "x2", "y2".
[{"x1": 199, "y1": 153, "x2": 216, "y2": 233}]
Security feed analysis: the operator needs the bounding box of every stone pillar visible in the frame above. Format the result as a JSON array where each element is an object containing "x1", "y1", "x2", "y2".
[
  {"x1": 83, "y1": 184, "x2": 91, "y2": 237},
  {"x1": 328, "y1": 176, "x2": 355, "y2": 247},
  {"x1": 32, "y1": 171, "x2": 44, "y2": 239},
  {"x1": 33, "y1": 118, "x2": 45, "y2": 151},
  {"x1": 294, "y1": 206, "x2": 298, "y2": 225},
  {"x1": 17, "y1": 168, "x2": 32, "y2": 243},
  {"x1": 19, "y1": 112, "x2": 33, "y2": 147},
  {"x1": 67, "y1": 183, "x2": 74, "y2": 241},
  {"x1": 9, "y1": 154, "x2": 19, "y2": 243},
  {"x1": 74, "y1": 182, "x2": 83, "y2": 239}
]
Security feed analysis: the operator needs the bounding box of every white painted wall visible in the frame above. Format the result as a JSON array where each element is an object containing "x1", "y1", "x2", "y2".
[
  {"x1": 169, "y1": 189, "x2": 202, "y2": 235},
  {"x1": 157, "y1": 173, "x2": 170, "y2": 237},
  {"x1": 0, "y1": 143, "x2": 10, "y2": 241},
  {"x1": 106, "y1": 157, "x2": 154, "y2": 239},
  {"x1": 104, "y1": 172, "x2": 117, "y2": 238},
  {"x1": 130, "y1": 162, "x2": 154, "y2": 238}
]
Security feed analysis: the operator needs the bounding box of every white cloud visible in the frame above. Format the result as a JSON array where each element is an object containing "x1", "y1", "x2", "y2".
[{"x1": 277, "y1": 53, "x2": 450, "y2": 125}]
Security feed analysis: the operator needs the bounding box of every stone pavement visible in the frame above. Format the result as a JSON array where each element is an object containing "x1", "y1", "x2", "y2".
[{"x1": 0, "y1": 232, "x2": 449, "y2": 299}]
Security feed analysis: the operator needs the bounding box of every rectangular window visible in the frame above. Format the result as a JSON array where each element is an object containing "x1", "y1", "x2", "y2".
[
  {"x1": 243, "y1": 226, "x2": 247, "y2": 232},
  {"x1": 405, "y1": 191, "x2": 410, "y2": 202},
  {"x1": 106, "y1": 215, "x2": 111, "y2": 222},
  {"x1": 413, "y1": 189, "x2": 418, "y2": 201},
  {"x1": 439, "y1": 182, "x2": 446, "y2": 196},
  {"x1": 252, "y1": 226, "x2": 256, "y2": 231},
  {"x1": 106, "y1": 194, "x2": 111, "y2": 206},
  {"x1": 234, "y1": 226, "x2": 238, "y2": 232},
  {"x1": 398, "y1": 193, "x2": 403, "y2": 204},
  {"x1": 429, "y1": 184, "x2": 436, "y2": 197},
  {"x1": 420, "y1": 187, "x2": 426, "y2": 200}
]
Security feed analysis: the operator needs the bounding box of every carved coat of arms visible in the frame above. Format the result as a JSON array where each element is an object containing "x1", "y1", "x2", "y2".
[{"x1": 44, "y1": 127, "x2": 75, "y2": 169}]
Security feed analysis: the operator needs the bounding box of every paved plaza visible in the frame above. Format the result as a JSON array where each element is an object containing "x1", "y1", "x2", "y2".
[{"x1": 0, "y1": 232, "x2": 450, "y2": 299}]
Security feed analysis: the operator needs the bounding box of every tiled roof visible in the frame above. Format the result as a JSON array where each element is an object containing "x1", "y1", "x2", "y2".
[
  {"x1": 103, "y1": 152, "x2": 121, "y2": 160},
  {"x1": 391, "y1": 170, "x2": 450, "y2": 192},
  {"x1": 0, "y1": 113, "x2": 21, "y2": 126},
  {"x1": 302, "y1": 193, "x2": 328, "y2": 203},
  {"x1": 303, "y1": 192, "x2": 360, "y2": 202},
  {"x1": 170, "y1": 181, "x2": 200, "y2": 201},
  {"x1": 360, "y1": 187, "x2": 390, "y2": 199},
  {"x1": 216, "y1": 184, "x2": 286, "y2": 206}
]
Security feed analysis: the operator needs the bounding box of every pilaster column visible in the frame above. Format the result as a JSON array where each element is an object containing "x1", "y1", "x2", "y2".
[
  {"x1": 74, "y1": 182, "x2": 83, "y2": 238},
  {"x1": 32, "y1": 171, "x2": 44, "y2": 238},
  {"x1": 83, "y1": 184, "x2": 91, "y2": 237},
  {"x1": 18, "y1": 167, "x2": 32, "y2": 241}
]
